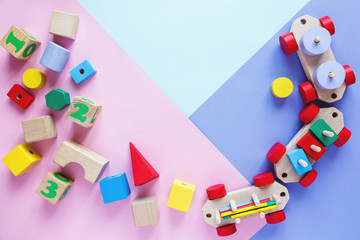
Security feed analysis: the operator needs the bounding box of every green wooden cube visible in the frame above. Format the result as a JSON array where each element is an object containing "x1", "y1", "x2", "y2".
[
  {"x1": 45, "y1": 89, "x2": 70, "y2": 110},
  {"x1": 309, "y1": 119, "x2": 338, "y2": 147}
]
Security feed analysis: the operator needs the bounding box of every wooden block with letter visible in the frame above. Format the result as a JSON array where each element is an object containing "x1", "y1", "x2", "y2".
[
  {"x1": 2, "y1": 143, "x2": 42, "y2": 176},
  {"x1": 36, "y1": 171, "x2": 73, "y2": 205},
  {"x1": 53, "y1": 140, "x2": 109, "y2": 183},
  {"x1": 132, "y1": 196, "x2": 159, "y2": 227},
  {"x1": 49, "y1": 10, "x2": 79, "y2": 40},
  {"x1": 66, "y1": 96, "x2": 102, "y2": 128},
  {"x1": 167, "y1": 179, "x2": 195, "y2": 213},
  {"x1": 21, "y1": 115, "x2": 57, "y2": 143},
  {"x1": 0, "y1": 25, "x2": 40, "y2": 60}
]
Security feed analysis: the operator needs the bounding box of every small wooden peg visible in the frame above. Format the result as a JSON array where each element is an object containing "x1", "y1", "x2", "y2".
[
  {"x1": 310, "y1": 144, "x2": 321, "y2": 152},
  {"x1": 272, "y1": 194, "x2": 282, "y2": 205},
  {"x1": 298, "y1": 159, "x2": 309, "y2": 167},
  {"x1": 230, "y1": 200, "x2": 237, "y2": 212},
  {"x1": 328, "y1": 72, "x2": 336, "y2": 78},
  {"x1": 322, "y1": 130, "x2": 335, "y2": 137},
  {"x1": 235, "y1": 218, "x2": 241, "y2": 224},
  {"x1": 314, "y1": 35, "x2": 321, "y2": 43},
  {"x1": 215, "y1": 210, "x2": 221, "y2": 224},
  {"x1": 251, "y1": 193, "x2": 260, "y2": 206},
  {"x1": 259, "y1": 212, "x2": 265, "y2": 218}
]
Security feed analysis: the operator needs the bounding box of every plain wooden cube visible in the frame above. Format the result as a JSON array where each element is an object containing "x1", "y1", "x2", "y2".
[
  {"x1": 0, "y1": 25, "x2": 41, "y2": 60},
  {"x1": 66, "y1": 96, "x2": 102, "y2": 128},
  {"x1": 132, "y1": 196, "x2": 159, "y2": 227},
  {"x1": 21, "y1": 115, "x2": 57, "y2": 143},
  {"x1": 53, "y1": 140, "x2": 109, "y2": 183},
  {"x1": 36, "y1": 171, "x2": 73, "y2": 205},
  {"x1": 167, "y1": 179, "x2": 195, "y2": 213},
  {"x1": 49, "y1": 10, "x2": 79, "y2": 39}
]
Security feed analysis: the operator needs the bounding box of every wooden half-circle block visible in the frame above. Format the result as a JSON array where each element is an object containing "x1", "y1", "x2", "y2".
[{"x1": 53, "y1": 140, "x2": 109, "y2": 183}]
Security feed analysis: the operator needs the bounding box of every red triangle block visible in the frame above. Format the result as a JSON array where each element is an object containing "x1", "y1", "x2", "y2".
[{"x1": 130, "y1": 142, "x2": 159, "y2": 186}]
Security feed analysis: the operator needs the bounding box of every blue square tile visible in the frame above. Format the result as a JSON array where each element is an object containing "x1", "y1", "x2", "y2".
[
  {"x1": 99, "y1": 173, "x2": 131, "y2": 204},
  {"x1": 69, "y1": 60, "x2": 96, "y2": 84},
  {"x1": 287, "y1": 148, "x2": 312, "y2": 175}
]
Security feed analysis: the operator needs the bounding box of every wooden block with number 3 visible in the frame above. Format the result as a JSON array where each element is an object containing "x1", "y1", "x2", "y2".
[
  {"x1": 36, "y1": 171, "x2": 73, "y2": 205},
  {"x1": 66, "y1": 96, "x2": 101, "y2": 127}
]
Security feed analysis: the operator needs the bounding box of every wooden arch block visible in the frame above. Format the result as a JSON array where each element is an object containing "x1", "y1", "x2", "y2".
[
  {"x1": 53, "y1": 140, "x2": 109, "y2": 183},
  {"x1": 130, "y1": 142, "x2": 159, "y2": 186}
]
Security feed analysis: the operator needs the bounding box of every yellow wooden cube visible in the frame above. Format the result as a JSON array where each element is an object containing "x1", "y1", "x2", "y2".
[
  {"x1": 166, "y1": 179, "x2": 195, "y2": 213},
  {"x1": 2, "y1": 143, "x2": 42, "y2": 176}
]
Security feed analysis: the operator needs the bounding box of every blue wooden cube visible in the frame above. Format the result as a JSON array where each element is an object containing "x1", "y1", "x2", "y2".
[
  {"x1": 99, "y1": 173, "x2": 131, "y2": 204},
  {"x1": 287, "y1": 148, "x2": 312, "y2": 175},
  {"x1": 69, "y1": 60, "x2": 96, "y2": 84},
  {"x1": 40, "y1": 41, "x2": 70, "y2": 72}
]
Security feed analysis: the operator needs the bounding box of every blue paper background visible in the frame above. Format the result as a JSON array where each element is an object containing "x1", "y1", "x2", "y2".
[
  {"x1": 78, "y1": 0, "x2": 309, "y2": 116},
  {"x1": 190, "y1": 0, "x2": 360, "y2": 239}
]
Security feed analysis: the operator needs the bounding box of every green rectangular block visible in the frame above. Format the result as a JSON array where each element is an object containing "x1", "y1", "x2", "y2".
[{"x1": 309, "y1": 119, "x2": 338, "y2": 147}]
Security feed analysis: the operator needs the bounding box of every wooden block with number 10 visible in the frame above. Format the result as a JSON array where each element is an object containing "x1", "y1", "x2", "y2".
[
  {"x1": 0, "y1": 25, "x2": 40, "y2": 60},
  {"x1": 66, "y1": 96, "x2": 101, "y2": 127},
  {"x1": 36, "y1": 171, "x2": 73, "y2": 205}
]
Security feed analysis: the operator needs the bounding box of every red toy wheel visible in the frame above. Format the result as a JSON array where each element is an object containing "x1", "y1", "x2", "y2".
[
  {"x1": 298, "y1": 103, "x2": 320, "y2": 124},
  {"x1": 265, "y1": 210, "x2": 286, "y2": 224},
  {"x1": 299, "y1": 169, "x2": 318, "y2": 187},
  {"x1": 206, "y1": 184, "x2": 227, "y2": 200},
  {"x1": 216, "y1": 224, "x2": 237, "y2": 237},
  {"x1": 344, "y1": 65, "x2": 356, "y2": 86},
  {"x1": 279, "y1": 32, "x2": 298, "y2": 55},
  {"x1": 266, "y1": 142, "x2": 286, "y2": 164},
  {"x1": 319, "y1": 16, "x2": 335, "y2": 35},
  {"x1": 253, "y1": 172, "x2": 275, "y2": 187},
  {"x1": 298, "y1": 82, "x2": 317, "y2": 103},
  {"x1": 333, "y1": 127, "x2": 351, "y2": 147}
]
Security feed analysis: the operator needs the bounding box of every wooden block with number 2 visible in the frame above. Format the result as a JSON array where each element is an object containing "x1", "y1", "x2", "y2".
[
  {"x1": 66, "y1": 96, "x2": 101, "y2": 128},
  {"x1": 36, "y1": 171, "x2": 73, "y2": 205}
]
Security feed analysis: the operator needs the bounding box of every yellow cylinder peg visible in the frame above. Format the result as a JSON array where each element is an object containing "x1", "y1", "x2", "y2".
[
  {"x1": 22, "y1": 68, "x2": 46, "y2": 89},
  {"x1": 271, "y1": 77, "x2": 293, "y2": 98}
]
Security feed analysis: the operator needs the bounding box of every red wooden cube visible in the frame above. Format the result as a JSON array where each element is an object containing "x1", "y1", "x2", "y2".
[
  {"x1": 7, "y1": 84, "x2": 35, "y2": 109},
  {"x1": 297, "y1": 133, "x2": 326, "y2": 161}
]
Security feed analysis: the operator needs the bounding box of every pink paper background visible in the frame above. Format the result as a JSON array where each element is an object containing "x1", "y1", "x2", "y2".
[{"x1": 0, "y1": 0, "x2": 264, "y2": 239}]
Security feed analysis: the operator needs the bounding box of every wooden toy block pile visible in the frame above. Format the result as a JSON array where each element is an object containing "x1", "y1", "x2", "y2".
[
  {"x1": 0, "y1": 10, "x2": 197, "y2": 227},
  {"x1": 0, "y1": 11, "x2": 355, "y2": 238}
]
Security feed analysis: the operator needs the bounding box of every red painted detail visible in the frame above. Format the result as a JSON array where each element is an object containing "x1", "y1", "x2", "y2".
[
  {"x1": 7, "y1": 84, "x2": 35, "y2": 109},
  {"x1": 298, "y1": 82, "x2": 317, "y2": 103},
  {"x1": 266, "y1": 142, "x2": 286, "y2": 164},
  {"x1": 298, "y1": 103, "x2": 319, "y2": 124},
  {"x1": 333, "y1": 127, "x2": 351, "y2": 147},
  {"x1": 253, "y1": 172, "x2": 275, "y2": 187},
  {"x1": 130, "y1": 142, "x2": 159, "y2": 186},
  {"x1": 279, "y1": 32, "x2": 298, "y2": 55}
]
